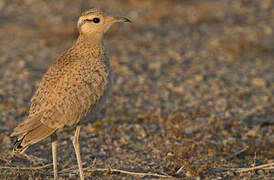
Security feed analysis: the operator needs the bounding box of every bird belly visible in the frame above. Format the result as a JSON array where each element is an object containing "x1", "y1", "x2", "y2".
[
  {"x1": 77, "y1": 70, "x2": 112, "y2": 125},
  {"x1": 65, "y1": 68, "x2": 112, "y2": 126}
]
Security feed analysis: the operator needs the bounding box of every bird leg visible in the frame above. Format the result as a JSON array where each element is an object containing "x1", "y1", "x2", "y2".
[
  {"x1": 72, "y1": 125, "x2": 84, "y2": 180},
  {"x1": 51, "y1": 133, "x2": 58, "y2": 180}
]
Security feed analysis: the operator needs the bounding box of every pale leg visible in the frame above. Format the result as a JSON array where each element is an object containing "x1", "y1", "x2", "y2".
[
  {"x1": 51, "y1": 133, "x2": 58, "y2": 180},
  {"x1": 72, "y1": 125, "x2": 84, "y2": 180}
]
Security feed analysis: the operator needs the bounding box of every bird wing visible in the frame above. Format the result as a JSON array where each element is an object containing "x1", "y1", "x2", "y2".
[
  {"x1": 29, "y1": 49, "x2": 76, "y2": 115},
  {"x1": 29, "y1": 56, "x2": 109, "y2": 129},
  {"x1": 11, "y1": 39, "x2": 110, "y2": 152}
]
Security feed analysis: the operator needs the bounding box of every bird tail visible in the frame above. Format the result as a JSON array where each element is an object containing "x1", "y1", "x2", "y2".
[{"x1": 11, "y1": 114, "x2": 56, "y2": 153}]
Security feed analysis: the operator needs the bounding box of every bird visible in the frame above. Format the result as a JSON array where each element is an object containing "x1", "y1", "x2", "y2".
[{"x1": 10, "y1": 8, "x2": 131, "y2": 180}]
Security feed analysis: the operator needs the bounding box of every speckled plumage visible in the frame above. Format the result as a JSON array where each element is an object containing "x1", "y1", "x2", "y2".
[
  {"x1": 11, "y1": 8, "x2": 130, "y2": 180},
  {"x1": 32, "y1": 37, "x2": 110, "y2": 127},
  {"x1": 12, "y1": 28, "x2": 112, "y2": 151}
]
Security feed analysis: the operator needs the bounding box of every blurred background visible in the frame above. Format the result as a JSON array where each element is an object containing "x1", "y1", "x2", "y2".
[{"x1": 0, "y1": 0, "x2": 273, "y2": 179}]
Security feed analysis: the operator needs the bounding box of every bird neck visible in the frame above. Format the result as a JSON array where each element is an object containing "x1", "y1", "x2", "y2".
[
  {"x1": 74, "y1": 34, "x2": 105, "y2": 58},
  {"x1": 76, "y1": 33, "x2": 103, "y2": 46}
]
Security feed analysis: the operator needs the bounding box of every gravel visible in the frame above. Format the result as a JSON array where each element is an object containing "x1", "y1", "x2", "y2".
[{"x1": 0, "y1": 0, "x2": 273, "y2": 179}]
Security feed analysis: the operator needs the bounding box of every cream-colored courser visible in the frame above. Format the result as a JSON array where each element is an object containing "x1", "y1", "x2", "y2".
[{"x1": 11, "y1": 8, "x2": 130, "y2": 180}]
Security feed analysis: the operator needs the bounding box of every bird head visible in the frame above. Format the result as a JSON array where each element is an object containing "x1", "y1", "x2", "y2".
[{"x1": 77, "y1": 8, "x2": 131, "y2": 38}]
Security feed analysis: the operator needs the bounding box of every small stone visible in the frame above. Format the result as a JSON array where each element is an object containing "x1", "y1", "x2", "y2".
[
  {"x1": 252, "y1": 78, "x2": 266, "y2": 87},
  {"x1": 195, "y1": 75, "x2": 203, "y2": 82}
]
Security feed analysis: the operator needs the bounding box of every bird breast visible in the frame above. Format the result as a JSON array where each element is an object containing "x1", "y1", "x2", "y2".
[{"x1": 64, "y1": 59, "x2": 112, "y2": 126}]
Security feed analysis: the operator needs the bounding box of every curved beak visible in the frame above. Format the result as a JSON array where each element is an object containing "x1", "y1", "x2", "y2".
[{"x1": 114, "y1": 17, "x2": 131, "y2": 23}]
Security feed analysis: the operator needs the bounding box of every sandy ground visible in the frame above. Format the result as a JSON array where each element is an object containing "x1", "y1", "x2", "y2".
[{"x1": 0, "y1": 0, "x2": 273, "y2": 179}]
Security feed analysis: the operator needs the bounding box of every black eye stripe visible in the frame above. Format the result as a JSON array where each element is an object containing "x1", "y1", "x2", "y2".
[{"x1": 85, "y1": 18, "x2": 100, "y2": 23}]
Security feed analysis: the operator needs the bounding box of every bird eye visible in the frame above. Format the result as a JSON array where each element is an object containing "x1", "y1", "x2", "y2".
[{"x1": 92, "y1": 18, "x2": 100, "y2": 23}]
